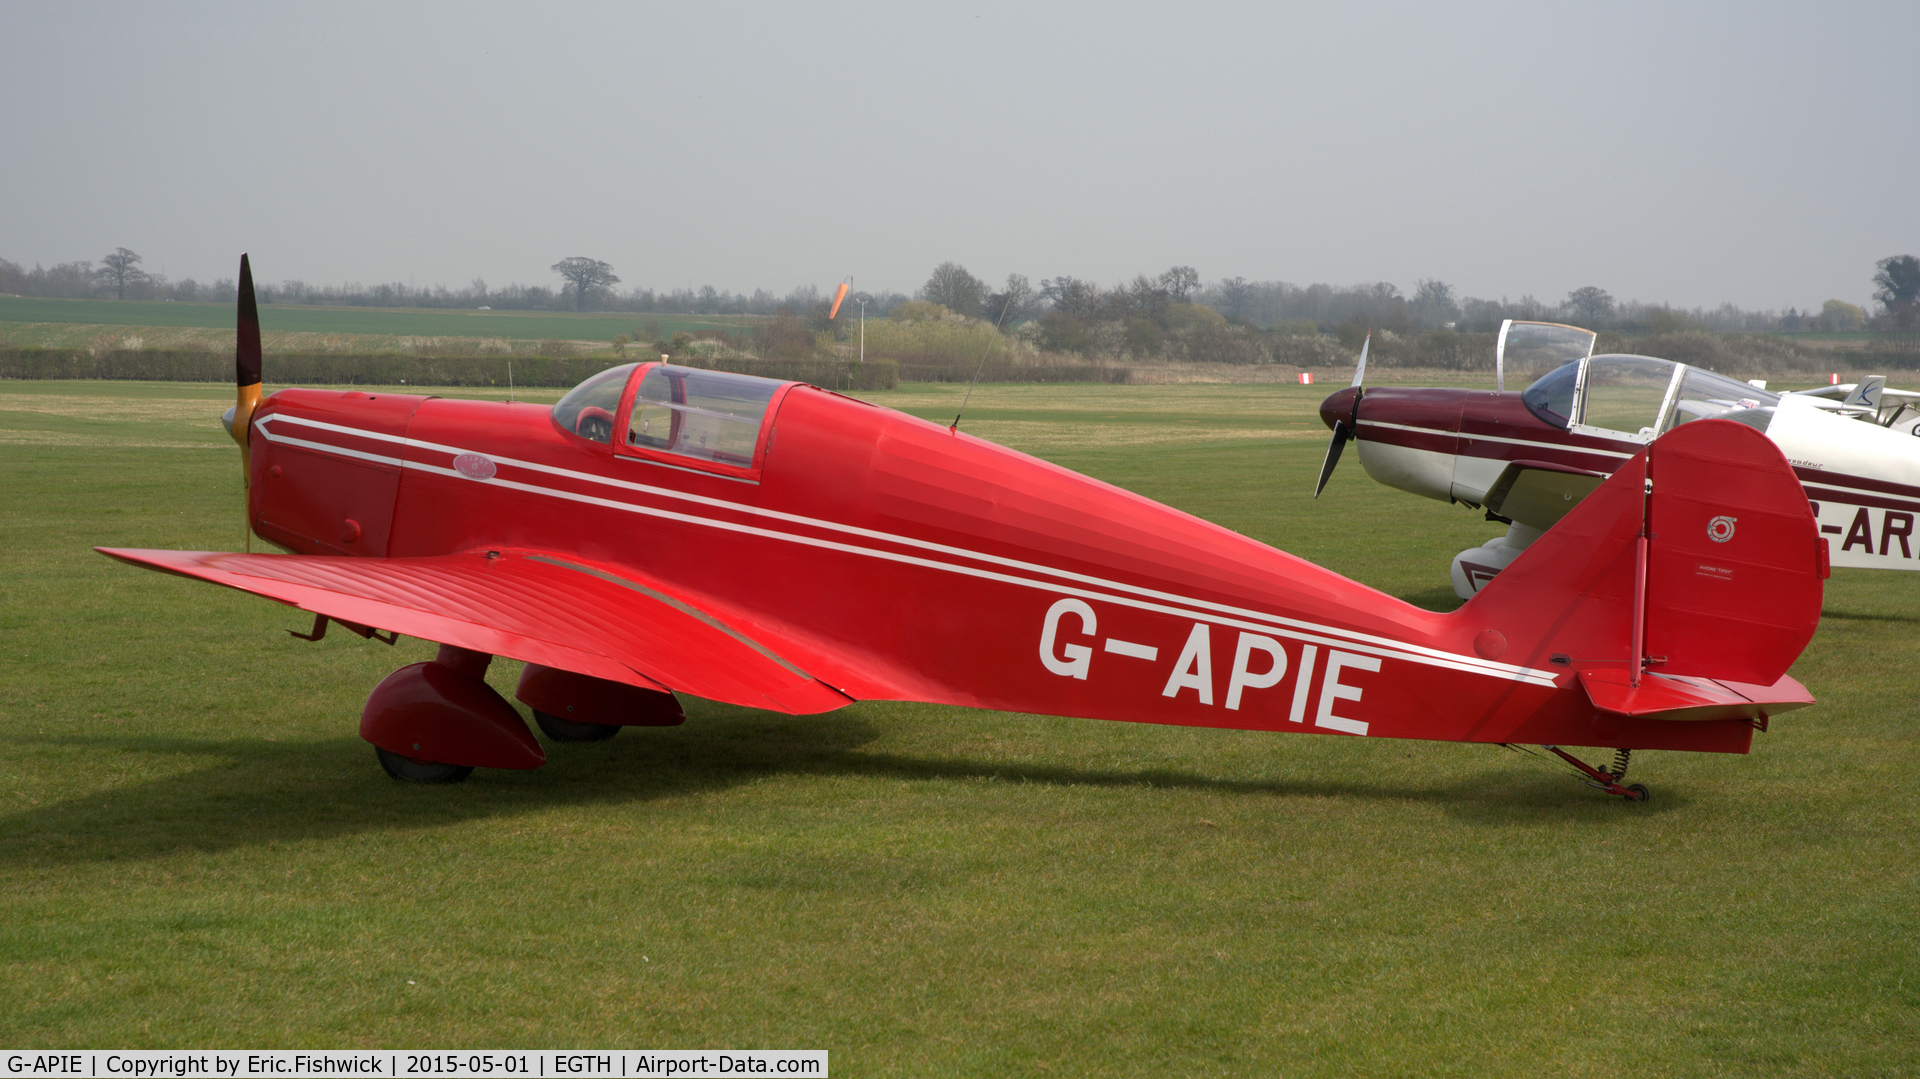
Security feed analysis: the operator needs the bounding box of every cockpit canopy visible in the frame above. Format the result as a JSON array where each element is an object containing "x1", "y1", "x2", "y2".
[
  {"x1": 1522, "y1": 354, "x2": 1779, "y2": 440},
  {"x1": 1498, "y1": 320, "x2": 1597, "y2": 387},
  {"x1": 551, "y1": 361, "x2": 792, "y2": 477},
  {"x1": 628, "y1": 363, "x2": 782, "y2": 467}
]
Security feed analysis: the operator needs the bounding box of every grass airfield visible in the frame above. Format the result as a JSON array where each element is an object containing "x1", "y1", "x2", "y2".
[
  {"x1": 0, "y1": 296, "x2": 754, "y2": 353},
  {"x1": 1, "y1": 379, "x2": 1916, "y2": 1074}
]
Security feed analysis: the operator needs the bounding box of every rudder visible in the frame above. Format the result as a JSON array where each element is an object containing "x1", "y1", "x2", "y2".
[{"x1": 1454, "y1": 419, "x2": 1823, "y2": 689}]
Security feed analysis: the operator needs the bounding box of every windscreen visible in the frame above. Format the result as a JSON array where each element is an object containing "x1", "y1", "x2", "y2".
[
  {"x1": 552, "y1": 363, "x2": 638, "y2": 444},
  {"x1": 1522, "y1": 361, "x2": 1579, "y2": 428}
]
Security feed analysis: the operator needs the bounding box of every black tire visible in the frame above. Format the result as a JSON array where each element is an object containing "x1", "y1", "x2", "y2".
[
  {"x1": 1625, "y1": 783, "x2": 1651, "y2": 803},
  {"x1": 376, "y1": 746, "x2": 474, "y2": 784},
  {"x1": 534, "y1": 709, "x2": 621, "y2": 743}
]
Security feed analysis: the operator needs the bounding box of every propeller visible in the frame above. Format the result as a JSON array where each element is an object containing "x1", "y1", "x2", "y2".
[
  {"x1": 220, "y1": 255, "x2": 264, "y2": 551},
  {"x1": 1313, "y1": 332, "x2": 1368, "y2": 498},
  {"x1": 222, "y1": 253, "x2": 263, "y2": 462}
]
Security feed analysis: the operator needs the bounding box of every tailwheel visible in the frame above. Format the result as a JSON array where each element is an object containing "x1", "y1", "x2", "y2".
[
  {"x1": 533, "y1": 709, "x2": 621, "y2": 743},
  {"x1": 1541, "y1": 745, "x2": 1650, "y2": 803},
  {"x1": 375, "y1": 746, "x2": 474, "y2": 784}
]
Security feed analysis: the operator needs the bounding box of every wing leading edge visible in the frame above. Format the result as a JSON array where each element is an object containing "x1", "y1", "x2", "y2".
[{"x1": 95, "y1": 547, "x2": 854, "y2": 715}]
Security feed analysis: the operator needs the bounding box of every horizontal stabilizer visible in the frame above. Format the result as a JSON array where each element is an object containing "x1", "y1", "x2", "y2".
[
  {"x1": 96, "y1": 547, "x2": 855, "y2": 715},
  {"x1": 1579, "y1": 668, "x2": 1813, "y2": 723}
]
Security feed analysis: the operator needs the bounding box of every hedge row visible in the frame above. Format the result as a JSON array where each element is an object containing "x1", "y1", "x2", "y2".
[
  {"x1": 671, "y1": 354, "x2": 898, "y2": 391},
  {"x1": 0, "y1": 348, "x2": 624, "y2": 387},
  {"x1": 0, "y1": 348, "x2": 900, "y2": 391},
  {"x1": 897, "y1": 360, "x2": 1130, "y2": 384},
  {"x1": 1853, "y1": 342, "x2": 1920, "y2": 371},
  {"x1": 0, "y1": 347, "x2": 1130, "y2": 389}
]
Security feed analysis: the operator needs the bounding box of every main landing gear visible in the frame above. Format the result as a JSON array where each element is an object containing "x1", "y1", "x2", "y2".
[
  {"x1": 532, "y1": 711, "x2": 620, "y2": 743},
  {"x1": 359, "y1": 644, "x2": 546, "y2": 784},
  {"x1": 1543, "y1": 745, "x2": 1651, "y2": 803},
  {"x1": 374, "y1": 747, "x2": 473, "y2": 784},
  {"x1": 356, "y1": 645, "x2": 687, "y2": 782}
]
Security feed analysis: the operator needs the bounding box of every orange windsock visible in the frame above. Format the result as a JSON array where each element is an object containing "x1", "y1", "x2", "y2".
[{"x1": 829, "y1": 282, "x2": 849, "y2": 320}]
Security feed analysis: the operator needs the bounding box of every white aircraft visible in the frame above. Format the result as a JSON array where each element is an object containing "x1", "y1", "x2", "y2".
[{"x1": 1314, "y1": 322, "x2": 1920, "y2": 599}]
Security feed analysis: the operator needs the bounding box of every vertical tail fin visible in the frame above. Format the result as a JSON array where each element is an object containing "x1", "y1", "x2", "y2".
[
  {"x1": 1841, "y1": 375, "x2": 1885, "y2": 414},
  {"x1": 1455, "y1": 418, "x2": 1823, "y2": 688}
]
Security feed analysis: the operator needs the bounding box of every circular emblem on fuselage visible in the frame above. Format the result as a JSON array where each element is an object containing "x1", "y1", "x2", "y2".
[
  {"x1": 1707, "y1": 515, "x2": 1737, "y2": 543},
  {"x1": 453, "y1": 453, "x2": 497, "y2": 480}
]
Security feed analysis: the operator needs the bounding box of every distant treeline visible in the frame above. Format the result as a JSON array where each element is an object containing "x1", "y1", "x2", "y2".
[
  {"x1": 6, "y1": 334, "x2": 1915, "y2": 389},
  {"x1": 0, "y1": 348, "x2": 901, "y2": 391},
  {"x1": 12, "y1": 251, "x2": 1915, "y2": 381},
  {"x1": 2, "y1": 251, "x2": 1868, "y2": 336},
  {"x1": 0, "y1": 254, "x2": 864, "y2": 318}
]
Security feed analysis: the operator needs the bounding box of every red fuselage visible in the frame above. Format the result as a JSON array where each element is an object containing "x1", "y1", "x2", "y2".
[{"x1": 227, "y1": 364, "x2": 1804, "y2": 756}]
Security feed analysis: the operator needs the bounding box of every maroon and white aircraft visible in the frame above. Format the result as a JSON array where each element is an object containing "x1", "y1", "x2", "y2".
[{"x1": 1317, "y1": 322, "x2": 1920, "y2": 599}]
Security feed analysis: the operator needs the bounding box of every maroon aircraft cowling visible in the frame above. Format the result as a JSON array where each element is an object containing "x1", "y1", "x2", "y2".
[{"x1": 1320, "y1": 385, "x2": 1639, "y2": 479}]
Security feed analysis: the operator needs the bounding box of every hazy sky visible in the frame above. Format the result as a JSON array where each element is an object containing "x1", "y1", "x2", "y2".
[{"x1": 6, "y1": 1, "x2": 1915, "y2": 312}]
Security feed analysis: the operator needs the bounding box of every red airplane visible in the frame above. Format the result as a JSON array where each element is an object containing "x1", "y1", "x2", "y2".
[{"x1": 99, "y1": 261, "x2": 1830, "y2": 800}]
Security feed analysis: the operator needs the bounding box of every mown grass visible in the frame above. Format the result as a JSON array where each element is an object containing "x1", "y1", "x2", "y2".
[
  {"x1": 0, "y1": 297, "x2": 760, "y2": 349},
  {"x1": 1, "y1": 380, "x2": 1916, "y2": 1073}
]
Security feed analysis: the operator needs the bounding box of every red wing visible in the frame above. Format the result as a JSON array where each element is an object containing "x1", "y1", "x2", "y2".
[{"x1": 96, "y1": 547, "x2": 854, "y2": 715}]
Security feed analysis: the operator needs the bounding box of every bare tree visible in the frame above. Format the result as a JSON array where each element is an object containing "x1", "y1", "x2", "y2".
[
  {"x1": 983, "y1": 273, "x2": 1036, "y2": 325},
  {"x1": 95, "y1": 247, "x2": 150, "y2": 300},
  {"x1": 1118, "y1": 274, "x2": 1172, "y2": 322},
  {"x1": 1411, "y1": 279, "x2": 1459, "y2": 327},
  {"x1": 1158, "y1": 265, "x2": 1199, "y2": 303},
  {"x1": 1565, "y1": 285, "x2": 1614, "y2": 326},
  {"x1": 921, "y1": 262, "x2": 986, "y2": 317},
  {"x1": 1039, "y1": 276, "x2": 1100, "y2": 319},
  {"x1": 550, "y1": 257, "x2": 620, "y2": 311},
  {"x1": 1217, "y1": 277, "x2": 1255, "y2": 324}
]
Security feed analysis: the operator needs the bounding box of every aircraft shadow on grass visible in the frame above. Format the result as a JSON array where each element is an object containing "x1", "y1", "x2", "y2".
[
  {"x1": 1393, "y1": 585, "x2": 1466, "y2": 614},
  {"x1": 0, "y1": 708, "x2": 1672, "y2": 866},
  {"x1": 1818, "y1": 607, "x2": 1920, "y2": 625}
]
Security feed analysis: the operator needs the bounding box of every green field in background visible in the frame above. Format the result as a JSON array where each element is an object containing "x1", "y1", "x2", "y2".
[
  {"x1": 1, "y1": 379, "x2": 1914, "y2": 1073},
  {"x1": 0, "y1": 296, "x2": 759, "y2": 341}
]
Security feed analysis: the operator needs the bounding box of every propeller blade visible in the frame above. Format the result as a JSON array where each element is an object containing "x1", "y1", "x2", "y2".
[
  {"x1": 226, "y1": 254, "x2": 264, "y2": 450},
  {"x1": 1313, "y1": 421, "x2": 1351, "y2": 498},
  {"x1": 828, "y1": 281, "x2": 849, "y2": 320},
  {"x1": 237, "y1": 254, "x2": 262, "y2": 389},
  {"x1": 1350, "y1": 332, "x2": 1369, "y2": 388}
]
